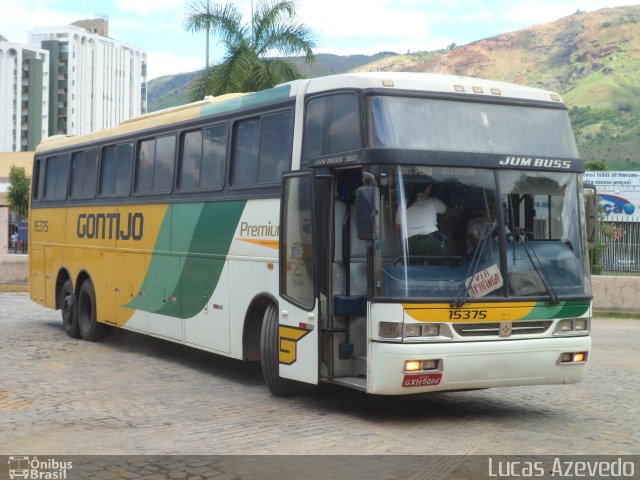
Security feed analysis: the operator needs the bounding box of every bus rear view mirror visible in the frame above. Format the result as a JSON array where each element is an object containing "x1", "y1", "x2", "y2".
[
  {"x1": 584, "y1": 183, "x2": 598, "y2": 252},
  {"x1": 355, "y1": 186, "x2": 379, "y2": 241}
]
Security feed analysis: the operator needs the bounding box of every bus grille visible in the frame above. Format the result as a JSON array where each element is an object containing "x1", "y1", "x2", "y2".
[{"x1": 453, "y1": 321, "x2": 553, "y2": 337}]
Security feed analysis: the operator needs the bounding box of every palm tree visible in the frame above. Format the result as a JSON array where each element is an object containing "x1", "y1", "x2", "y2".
[{"x1": 183, "y1": 0, "x2": 315, "y2": 99}]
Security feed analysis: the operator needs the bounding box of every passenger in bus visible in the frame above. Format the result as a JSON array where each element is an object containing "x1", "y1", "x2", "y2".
[
  {"x1": 466, "y1": 201, "x2": 506, "y2": 254},
  {"x1": 396, "y1": 184, "x2": 447, "y2": 258}
]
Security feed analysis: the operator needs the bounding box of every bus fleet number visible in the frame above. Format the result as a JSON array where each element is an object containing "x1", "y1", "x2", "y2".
[
  {"x1": 34, "y1": 220, "x2": 49, "y2": 232},
  {"x1": 448, "y1": 309, "x2": 487, "y2": 320}
]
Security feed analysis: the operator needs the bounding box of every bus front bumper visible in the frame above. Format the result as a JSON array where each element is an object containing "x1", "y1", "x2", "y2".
[{"x1": 367, "y1": 335, "x2": 591, "y2": 395}]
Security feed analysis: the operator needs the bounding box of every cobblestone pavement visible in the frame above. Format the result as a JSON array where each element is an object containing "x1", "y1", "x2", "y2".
[{"x1": 1, "y1": 292, "x2": 639, "y2": 459}]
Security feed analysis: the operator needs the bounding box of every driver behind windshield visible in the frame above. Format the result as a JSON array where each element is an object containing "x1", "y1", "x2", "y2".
[{"x1": 396, "y1": 184, "x2": 447, "y2": 257}]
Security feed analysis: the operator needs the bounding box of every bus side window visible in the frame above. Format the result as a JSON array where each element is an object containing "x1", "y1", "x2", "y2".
[
  {"x1": 232, "y1": 110, "x2": 292, "y2": 187},
  {"x1": 114, "y1": 143, "x2": 133, "y2": 195},
  {"x1": 100, "y1": 143, "x2": 133, "y2": 196},
  {"x1": 135, "y1": 135, "x2": 175, "y2": 194},
  {"x1": 302, "y1": 93, "x2": 361, "y2": 162},
  {"x1": 70, "y1": 149, "x2": 98, "y2": 199},
  {"x1": 232, "y1": 118, "x2": 260, "y2": 186},
  {"x1": 201, "y1": 124, "x2": 228, "y2": 189},
  {"x1": 258, "y1": 111, "x2": 292, "y2": 184},
  {"x1": 179, "y1": 123, "x2": 228, "y2": 191},
  {"x1": 32, "y1": 158, "x2": 45, "y2": 201},
  {"x1": 44, "y1": 154, "x2": 70, "y2": 201}
]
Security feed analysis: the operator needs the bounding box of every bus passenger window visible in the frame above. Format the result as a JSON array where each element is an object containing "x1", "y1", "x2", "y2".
[
  {"x1": 32, "y1": 158, "x2": 45, "y2": 201},
  {"x1": 114, "y1": 143, "x2": 133, "y2": 195},
  {"x1": 232, "y1": 118, "x2": 260, "y2": 186},
  {"x1": 136, "y1": 139, "x2": 156, "y2": 193},
  {"x1": 44, "y1": 154, "x2": 70, "y2": 200},
  {"x1": 136, "y1": 136, "x2": 175, "y2": 194},
  {"x1": 179, "y1": 124, "x2": 227, "y2": 191},
  {"x1": 70, "y1": 149, "x2": 98, "y2": 199},
  {"x1": 100, "y1": 143, "x2": 133, "y2": 196},
  {"x1": 180, "y1": 130, "x2": 202, "y2": 190},
  {"x1": 154, "y1": 135, "x2": 176, "y2": 192},
  {"x1": 201, "y1": 124, "x2": 227, "y2": 189},
  {"x1": 258, "y1": 111, "x2": 292, "y2": 184}
]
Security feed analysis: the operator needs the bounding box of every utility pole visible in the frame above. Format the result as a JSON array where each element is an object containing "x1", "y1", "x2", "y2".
[
  {"x1": 205, "y1": 0, "x2": 210, "y2": 68},
  {"x1": 250, "y1": 0, "x2": 254, "y2": 46}
]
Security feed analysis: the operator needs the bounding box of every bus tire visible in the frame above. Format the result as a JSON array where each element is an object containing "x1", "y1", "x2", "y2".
[
  {"x1": 77, "y1": 279, "x2": 106, "y2": 341},
  {"x1": 60, "y1": 279, "x2": 80, "y2": 338},
  {"x1": 260, "y1": 303, "x2": 299, "y2": 397}
]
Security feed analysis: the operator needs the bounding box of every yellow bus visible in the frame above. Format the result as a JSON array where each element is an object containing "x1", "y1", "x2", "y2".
[{"x1": 30, "y1": 72, "x2": 594, "y2": 396}]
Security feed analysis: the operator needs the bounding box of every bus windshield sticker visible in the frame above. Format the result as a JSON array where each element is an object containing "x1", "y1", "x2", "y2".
[{"x1": 465, "y1": 264, "x2": 503, "y2": 299}]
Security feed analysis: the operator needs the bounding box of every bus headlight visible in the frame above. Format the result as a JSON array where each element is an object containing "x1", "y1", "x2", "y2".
[
  {"x1": 379, "y1": 322, "x2": 401, "y2": 339},
  {"x1": 574, "y1": 319, "x2": 588, "y2": 331},
  {"x1": 554, "y1": 318, "x2": 591, "y2": 336},
  {"x1": 423, "y1": 324, "x2": 440, "y2": 337},
  {"x1": 405, "y1": 324, "x2": 422, "y2": 337},
  {"x1": 401, "y1": 323, "x2": 453, "y2": 342}
]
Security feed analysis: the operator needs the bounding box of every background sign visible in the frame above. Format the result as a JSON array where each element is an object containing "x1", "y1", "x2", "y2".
[
  {"x1": 584, "y1": 171, "x2": 640, "y2": 191},
  {"x1": 597, "y1": 192, "x2": 640, "y2": 221}
]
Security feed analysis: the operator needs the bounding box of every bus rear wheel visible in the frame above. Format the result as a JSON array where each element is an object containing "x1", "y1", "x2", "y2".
[
  {"x1": 77, "y1": 279, "x2": 106, "y2": 341},
  {"x1": 60, "y1": 279, "x2": 80, "y2": 338},
  {"x1": 260, "y1": 303, "x2": 299, "y2": 397}
]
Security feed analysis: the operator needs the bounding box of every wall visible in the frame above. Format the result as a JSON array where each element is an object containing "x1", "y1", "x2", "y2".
[
  {"x1": 0, "y1": 254, "x2": 28, "y2": 284},
  {"x1": 591, "y1": 275, "x2": 640, "y2": 312},
  {"x1": 0, "y1": 206, "x2": 7, "y2": 254}
]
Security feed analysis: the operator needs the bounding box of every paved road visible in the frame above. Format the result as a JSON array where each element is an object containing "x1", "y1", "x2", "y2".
[{"x1": 1, "y1": 292, "x2": 639, "y2": 459}]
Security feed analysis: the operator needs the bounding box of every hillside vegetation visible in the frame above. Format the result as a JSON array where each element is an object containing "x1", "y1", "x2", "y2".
[{"x1": 148, "y1": 5, "x2": 640, "y2": 169}]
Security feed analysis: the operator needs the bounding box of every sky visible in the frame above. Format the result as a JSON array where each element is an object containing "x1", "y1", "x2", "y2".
[{"x1": 0, "y1": 0, "x2": 637, "y2": 80}]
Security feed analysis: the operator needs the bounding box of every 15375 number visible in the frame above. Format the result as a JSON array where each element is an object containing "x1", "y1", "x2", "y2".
[{"x1": 448, "y1": 309, "x2": 487, "y2": 320}]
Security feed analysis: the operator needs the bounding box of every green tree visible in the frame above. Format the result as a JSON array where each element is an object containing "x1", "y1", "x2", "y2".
[
  {"x1": 183, "y1": 0, "x2": 315, "y2": 100},
  {"x1": 586, "y1": 161, "x2": 607, "y2": 171},
  {"x1": 7, "y1": 165, "x2": 30, "y2": 217}
]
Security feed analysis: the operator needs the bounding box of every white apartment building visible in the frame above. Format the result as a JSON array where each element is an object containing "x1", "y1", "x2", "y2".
[
  {"x1": 0, "y1": 37, "x2": 49, "y2": 152},
  {"x1": 29, "y1": 19, "x2": 147, "y2": 136}
]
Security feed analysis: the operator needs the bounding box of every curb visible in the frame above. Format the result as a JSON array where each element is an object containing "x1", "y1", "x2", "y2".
[{"x1": 0, "y1": 284, "x2": 29, "y2": 292}]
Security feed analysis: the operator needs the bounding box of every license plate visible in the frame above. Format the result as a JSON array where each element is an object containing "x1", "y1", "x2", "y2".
[{"x1": 402, "y1": 373, "x2": 442, "y2": 388}]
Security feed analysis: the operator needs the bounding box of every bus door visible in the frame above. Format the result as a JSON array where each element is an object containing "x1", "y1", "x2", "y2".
[{"x1": 278, "y1": 172, "x2": 320, "y2": 384}]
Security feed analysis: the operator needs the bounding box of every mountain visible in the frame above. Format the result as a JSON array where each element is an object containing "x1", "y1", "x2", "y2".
[
  {"x1": 354, "y1": 6, "x2": 640, "y2": 169},
  {"x1": 147, "y1": 52, "x2": 398, "y2": 112},
  {"x1": 148, "y1": 5, "x2": 640, "y2": 169}
]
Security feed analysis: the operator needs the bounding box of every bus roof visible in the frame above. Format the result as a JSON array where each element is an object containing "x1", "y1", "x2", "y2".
[
  {"x1": 35, "y1": 72, "x2": 565, "y2": 154},
  {"x1": 302, "y1": 72, "x2": 564, "y2": 104}
]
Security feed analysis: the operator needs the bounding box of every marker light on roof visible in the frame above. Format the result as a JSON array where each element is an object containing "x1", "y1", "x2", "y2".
[
  {"x1": 472, "y1": 86, "x2": 483, "y2": 94},
  {"x1": 491, "y1": 88, "x2": 501, "y2": 95},
  {"x1": 382, "y1": 80, "x2": 395, "y2": 87},
  {"x1": 454, "y1": 85, "x2": 465, "y2": 92}
]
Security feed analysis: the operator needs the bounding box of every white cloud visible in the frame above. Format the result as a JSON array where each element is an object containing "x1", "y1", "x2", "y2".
[
  {"x1": 146, "y1": 50, "x2": 204, "y2": 79},
  {"x1": 0, "y1": 4, "x2": 92, "y2": 44},
  {"x1": 503, "y1": 0, "x2": 639, "y2": 26},
  {"x1": 298, "y1": 0, "x2": 433, "y2": 40},
  {"x1": 503, "y1": 2, "x2": 579, "y2": 25},
  {"x1": 316, "y1": 37, "x2": 454, "y2": 56},
  {"x1": 115, "y1": 0, "x2": 186, "y2": 17}
]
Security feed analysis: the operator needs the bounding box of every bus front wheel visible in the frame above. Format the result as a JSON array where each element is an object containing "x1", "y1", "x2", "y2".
[
  {"x1": 60, "y1": 279, "x2": 80, "y2": 338},
  {"x1": 77, "y1": 279, "x2": 106, "y2": 341},
  {"x1": 260, "y1": 303, "x2": 299, "y2": 397}
]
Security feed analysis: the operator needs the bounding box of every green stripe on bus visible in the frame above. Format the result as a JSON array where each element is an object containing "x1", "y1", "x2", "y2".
[
  {"x1": 199, "y1": 85, "x2": 292, "y2": 118},
  {"x1": 126, "y1": 200, "x2": 247, "y2": 318},
  {"x1": 521, "y1": 300, "x2": 590, "y2": 320}
]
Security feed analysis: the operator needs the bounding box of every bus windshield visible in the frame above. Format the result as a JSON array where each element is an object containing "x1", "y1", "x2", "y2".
[
  {"x1": 372, "y1": 165, "x2": 591, "y2": 301},
  {"x1": 368, "y1": 95, "x2": 579, "y2": 158}
]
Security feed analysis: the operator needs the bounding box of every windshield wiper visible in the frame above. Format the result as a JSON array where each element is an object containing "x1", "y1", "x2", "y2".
[
  {"x1": 452, "y1": 222, "x2": 493, "y2": 308},
  {"x1": 521, "y1": 243, "x2": 559, "y2": 305}
]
